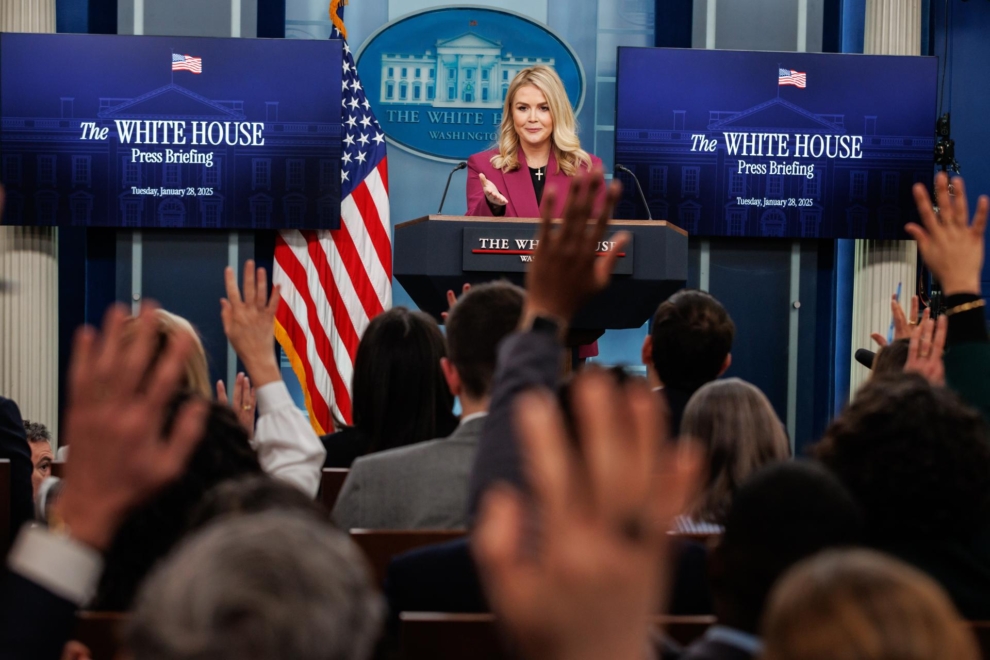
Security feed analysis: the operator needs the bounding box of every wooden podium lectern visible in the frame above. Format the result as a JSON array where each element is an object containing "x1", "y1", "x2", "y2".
[{"x1": 394, "y1": 215, "x2": 688, "y2": 337}]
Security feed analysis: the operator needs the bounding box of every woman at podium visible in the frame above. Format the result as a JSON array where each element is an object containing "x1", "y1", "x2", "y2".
[{"x1": 467, "y1": 65, "x2": 604, "y2": 218}]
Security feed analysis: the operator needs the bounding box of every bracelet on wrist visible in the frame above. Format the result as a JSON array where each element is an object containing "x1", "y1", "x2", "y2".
[{"x1": 944, "y1": 299, "x2": 986, "y2": 317}]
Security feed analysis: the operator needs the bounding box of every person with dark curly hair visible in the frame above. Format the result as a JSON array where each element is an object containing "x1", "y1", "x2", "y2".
[{"x1": 814, "y1": 373, "x2": 990, "y2": 618}]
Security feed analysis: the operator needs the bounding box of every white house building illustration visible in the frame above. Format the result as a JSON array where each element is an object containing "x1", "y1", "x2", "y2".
[{"x1": 379, "y1": 33, "x2": 554, "y2": 108}]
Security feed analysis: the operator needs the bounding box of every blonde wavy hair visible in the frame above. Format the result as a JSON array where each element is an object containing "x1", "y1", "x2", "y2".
[
  {"x1": 490, "y1": 65, "x2": 591, "y2": 176},
  {"x1": 123, "y1": 308, "x2": 212, "y2": 400},
  {"x1": 763, "y1": 549, "x2": 979, "y2": 660}
]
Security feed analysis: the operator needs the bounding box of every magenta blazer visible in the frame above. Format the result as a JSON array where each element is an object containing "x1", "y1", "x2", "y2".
[{"x1": 466, "y1": 148, "x2": 605, "y2": 219}]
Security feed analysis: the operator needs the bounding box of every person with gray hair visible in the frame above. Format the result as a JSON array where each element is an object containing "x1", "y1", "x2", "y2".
[{"x1": 125, "y1": 512, "x2": 384, "y2": 660}]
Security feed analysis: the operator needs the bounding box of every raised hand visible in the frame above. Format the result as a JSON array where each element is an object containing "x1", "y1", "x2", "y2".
[
  {"x1": 57, "y1": 304, "x2": 209, "y2": 550},
  {"x1": 871, "y1": 294, "x2": 921, "y2": 348},
  {"x1": 442, "y1": 283, "x2": 472, "y2": 322},
  {"x1": 907, "y1": 173, "x2": 988, "y2": 296},
  {"x1": 220, "y1": 260, "x2": 282, "y2": 388},
  {"x1": 904, "y1": 313, "x2": 947, "y2": 387},
  {"x1": 473, "y1": 370, "x2": 700, "y2": 660},
  {"x1": 479, "y1": 173, "x2": 509, "y2": 208},
  {"x1": 217, "y1": 372, "x2": 256, "y2": 438},
  {"x1": 523, "y1": 169, "x2": 627, "y2": 326}
]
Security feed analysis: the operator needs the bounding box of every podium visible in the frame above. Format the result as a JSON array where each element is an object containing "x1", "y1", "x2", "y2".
[{"x1": 394, "y1": 215, "x2": 688, "y2": 335}]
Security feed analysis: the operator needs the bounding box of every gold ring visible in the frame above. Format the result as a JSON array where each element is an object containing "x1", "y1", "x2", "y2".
[
  {"x1": 242, "y1": 405, "x2": 253, "y2": 411},
  {"x1": 907, "y1": 321, "x2": 918, "y2": 325}
]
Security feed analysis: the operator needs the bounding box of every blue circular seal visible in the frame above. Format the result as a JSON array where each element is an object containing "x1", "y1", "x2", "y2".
[{"x1": 356, "y1": 7, "x2": 585, "y2": 163}]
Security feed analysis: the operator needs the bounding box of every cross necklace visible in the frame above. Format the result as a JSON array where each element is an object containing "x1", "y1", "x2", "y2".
[{"x1": 534, "y1": 166, "x2": 546, "y2": 180}]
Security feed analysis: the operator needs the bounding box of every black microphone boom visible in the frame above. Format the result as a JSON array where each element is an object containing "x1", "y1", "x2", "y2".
[
  {"x1": 614, "y1": 164, "x2": 652, "y2": 220},
  {"x1": 854, "y1": 348, "x2": 876, "y2": 370},
  {"x1": 438, "y1": 161, "x2": 467, "y2": 214}
]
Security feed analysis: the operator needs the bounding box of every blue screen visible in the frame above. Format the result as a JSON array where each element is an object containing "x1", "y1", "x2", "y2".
[
  {"x1": 614, "y1": 47, "x2": 938, "y2": 239},
  {"x1": 0, "y1": 33, "x2": 342, "y2": 229}
]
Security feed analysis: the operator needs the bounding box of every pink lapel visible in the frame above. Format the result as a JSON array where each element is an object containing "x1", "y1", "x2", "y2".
[{"x1": 503, "y1": 150, "x2": 541, "y2": 218}]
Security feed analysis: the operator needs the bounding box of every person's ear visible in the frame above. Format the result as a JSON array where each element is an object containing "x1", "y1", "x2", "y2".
[
  {"x1": 718, "y1": 353, "x2": 732, "y2": 376},
  {"x1": 641, "y1": 335, "x2": 653, "y2": 367},
  {"x1": 440, "y1": 357, "x2": 462, "y2": 398}
]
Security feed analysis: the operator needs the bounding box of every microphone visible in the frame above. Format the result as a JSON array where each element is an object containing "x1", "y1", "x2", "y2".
[
  {"x1": 614, "y1": 164, "x2": 652, "y2": 220},
  {"x1": 438, "y1": 161, "x2": 467, "y2": 214},
  {"x1": 854, "y1": 348, "x2": 876, "y2": 370}
]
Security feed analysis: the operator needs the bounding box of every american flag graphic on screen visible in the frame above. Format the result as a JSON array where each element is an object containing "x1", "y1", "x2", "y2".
[
  {"x1": 172, "y1": 53, "x2": 202, "y2": 74},
  {"x1": 778, "y1": 68, "x2": 806, "y2": 88},
  {"x1": 272, "y1": 0, "x2": 390, "y2": 433}
]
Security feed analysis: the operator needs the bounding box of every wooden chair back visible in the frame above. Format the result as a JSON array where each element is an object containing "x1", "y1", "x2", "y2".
[
  {"x1": 320, "y1": 468, "x2": 349, "y2": 512},
  {"x1": 400, "y1": 613, "x2": 508, "y2": 660},
  {"x1": 349, "y1": 529, "x2": 466, "y2": 586},
  {"x1": 399, "y1": 612, "x2": 716, "y2": 660},
  {"x1": 0, "y1": 459, "x2": 10, "y2": 557},
  {"x1": 73, "y1": 611, "x2": 128, "y2": 660}
]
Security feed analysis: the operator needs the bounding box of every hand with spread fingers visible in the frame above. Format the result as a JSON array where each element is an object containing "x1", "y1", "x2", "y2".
[
  {"x1": 523, "y1": 169, "x2": 627, "y2": 327},
  {"x1": 216, "y1": 372, "x2": 256, "y2": 439},
  {"x1": 904, "y1": 313, "x2": 948, "y2": 387},
  {"x1": 473, "y1": 370, "x2": 701, "y2": 660},
  {"x1": 871, "y1": 294, "x2": 920, "y2": 348},
  {"x1": 907, "y1": 173, "x2": 989, "y2": 296},
  {"x1": 56, "y1": 304, "x2": 209, "y2": 551},
  {"x1": 220, "y1": 260, "x2": 282, "y2": 389}
]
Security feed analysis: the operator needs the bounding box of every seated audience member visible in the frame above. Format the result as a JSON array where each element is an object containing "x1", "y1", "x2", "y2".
[
  {"x1": 814, "y1": 373, "x2": 990, "y2": 619},
  {"x1": 322, "y1": 307, "x2": 458, "y2": 468},
  {"x1": 333, "y1": 281, "x2": 524, "y2": 530},
  {"x1": 675, "y1": 462, "x2": 863, "y2": 660},
  {"x1": 90, "y1": 397, "x2": 263, "y2": 610},
  {"x1": 677, "y1": 378, "x2": 790, "y2": 531},
  {"x1": 643, "y1": 289, "x2": 735, "y2": 434},
  {"x1": 762, "y1": 549, "x2": 980, "y2": 660},
  {"x1": 89, "y1": 261, "x2": 323, "y2": 610},
  {"x1": 870, "y1": 337, "x2": 909, "y2": 378},
  {"x1": 0, "y1": 395, "x2": 34, "y2": 536},
  {"x1": 1, "y1": 303, "x2": 209, "y2": 659},
  {"x1": 125, "y1": 512, "x2": 383, "y2": 660},
  {"x1": 23, "y1": 420, "x2": 54, "y2": 499}
]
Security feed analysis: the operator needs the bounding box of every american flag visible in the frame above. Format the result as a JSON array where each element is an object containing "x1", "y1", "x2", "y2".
[
  {"x1": 272, "y1": 0, "x2": 390, "y2": 434},
  {"x1": 778, "y1": 68, "x2": 806, "y2": 88},
  {"x1": 172, "y1": 53, "x2": 202, "y2": 74}
]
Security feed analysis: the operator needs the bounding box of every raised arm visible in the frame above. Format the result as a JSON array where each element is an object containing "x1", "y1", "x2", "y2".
[
  {"x1": 467, "y1": 168, "x2": 626, "y2": 515},
  {"x1": 221, "y1": 261, "x2": 326, "y2": 497},
  {"x1": 907, "y1": 173, "x2": 990, "y2": 417}
]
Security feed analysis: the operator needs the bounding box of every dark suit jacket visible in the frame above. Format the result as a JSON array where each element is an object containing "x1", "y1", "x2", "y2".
[
  {"x1": 0, "y1": 397, "x2": 35, "y2": 540},
  {"x1": 466, "y1": 148, "x2": 605, "y2": 218},
  {"x1": 662, "y1": 386, "x2": 695, "y2": 438},
  {"x1": 0, "y1": 570, "x2": 78, "y2": 660}
]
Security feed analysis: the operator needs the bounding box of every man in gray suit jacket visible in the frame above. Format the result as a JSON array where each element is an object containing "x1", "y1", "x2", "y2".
[{"x1": 332, "y1": 282, "x2": 525, "y2": 530}]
